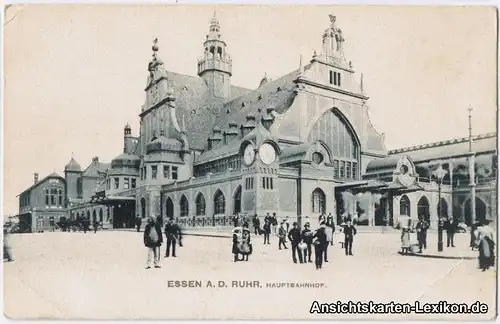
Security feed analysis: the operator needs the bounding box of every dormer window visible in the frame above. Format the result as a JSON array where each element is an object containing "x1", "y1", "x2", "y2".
[
  {"x1": 241, "y1": 102, "x2": 245, "y2": 108},
  {"x1": 277, "y1": 87, "x2": 281, "y2": 92}
]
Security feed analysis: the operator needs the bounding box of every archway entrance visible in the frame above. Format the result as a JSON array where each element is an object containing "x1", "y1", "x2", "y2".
[
  {"x1": 233, "y1": 186, "x2": 242, "y2": 214},
  {"x1": 166, "y1": 197, "x2": 174, "y2": 220},
  {"x1": 417, "y1": 196, "x2": 430, "y2": 223},
  {"x1": 464, "y1": 197, "x2": 487, "y2": 225},
  {"x1": 437, "y1": 198, "x2": 448, "y2": 218}
]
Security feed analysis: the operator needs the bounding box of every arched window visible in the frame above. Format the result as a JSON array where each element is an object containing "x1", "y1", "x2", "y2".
[
  {"x1": 50, "y1": 188, "x2": 57, "y2": 206},
  {"x1": 233, "y1": 186, "x2": 242, "y2": 214},
  {"x1": 214, "y1": 190, "x2": 226, "y2": 215},
  {"x1": 180, "y1": 195, "x2": 189, "y2": 217},
  {"x1": 312, "y1": 188, "x2": 326, "y2": 214},
  {"x1": 45, "y1": 189, "x2": 49, "y2": 206},
  {"x1": 58, "y1": 189, "x2": 63, "y2": 206},
  {"x1": 399, "y1": 195, "x2": 410, "y2": 216},
  {"x1": 437, "y1": 198, "x2": 448, "y2": 218},
  {"x1": 140, "y1": 198, "x2": 146, "y2": 219},
  {"x1": 417, "y1": 196, "x2": 430, "y2": 222},
  {"x1": 195, "y1": 193, "x2": 206, "y2": 216},
  {"x1": 87, "y1": 210, "x2": 90, "y2": 219},
  {"x1": 217, "y1": 47, "x2": 222, "y2": 59},
  {"x1": 308, "y1": 109, "x2": 359, "y2": 180}
]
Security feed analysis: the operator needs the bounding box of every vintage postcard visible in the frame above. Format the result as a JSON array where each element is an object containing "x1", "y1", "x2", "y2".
[{"x1": 3, "y1": 4, "x2": 498, "y2": 320}]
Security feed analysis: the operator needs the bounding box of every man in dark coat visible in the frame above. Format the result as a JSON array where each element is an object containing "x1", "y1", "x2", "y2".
[
  {"x1": 301, "y1": 222, "x2": 314, "y2": 263},
  {"x1": 143, "y1": 216, "x2": 163, "y2": 269},
  {"x1": 415, "y1": 216, "x2": 429, "y2": 253},
  {"x1": 343, "y1": 219, "x2": 357, "y2": 256},
  {"x1": 288, "y1": 222, "x2": 303, "y2": 264},
  {"x1": 263, "y1": 220, "x2": 271, "y2": 244},
  {"x1": 164, "y1": 218, "x2": 182, "y2": 258},
  {"x1": 313, "y1": 223, "x2": 328, "y2": 270},
  {"x1": 444, "y1": 217, "x2": 456, "y2": 247},
  {"x1": 252, "y1": 214, "x2": 261, "y2": 235},
  {"x1": 136, "y1": 216, "x2": 142, "y2": 232}
]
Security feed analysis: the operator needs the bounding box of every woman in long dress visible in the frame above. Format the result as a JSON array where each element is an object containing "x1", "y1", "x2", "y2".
[
  {"x1": 475, "y1": 221, "x2": 495, "y2": 271},
  {"x1": 238, "y1": 228, "x2": 253, "y2": 261},
  {"x1": 232, "y1": 227, "x2": 242, "y2": 262},
  {"x1": 401, "y1": 227, "x2": 411, "y2": 255}
]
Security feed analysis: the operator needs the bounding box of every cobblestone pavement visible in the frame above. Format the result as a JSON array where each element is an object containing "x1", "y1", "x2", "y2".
[{"x1": 4, "y1": 231, "x2": 496, "y2": 320}]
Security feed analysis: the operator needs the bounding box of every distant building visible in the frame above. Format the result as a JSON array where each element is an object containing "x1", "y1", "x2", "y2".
[
  {"x1": 17, "y1": 172, "x2": 66, "y2": 232},
  {"x1": 16, "y1": 13, "x2": 497, "y2": 232}
]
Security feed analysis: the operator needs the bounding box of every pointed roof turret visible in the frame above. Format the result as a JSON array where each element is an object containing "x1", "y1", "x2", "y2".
[{"x1": 65, "y1": 156, "x2": 82, "y2": 172}]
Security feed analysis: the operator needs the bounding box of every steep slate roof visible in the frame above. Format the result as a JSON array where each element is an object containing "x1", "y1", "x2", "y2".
[
  {"x1": 366, "y1": 133, "x2": 497, "y2": 172},
  {"x1": 163, "y1": 71, "x2": 251, "y2": 151},
  {"x1": 211, "y1": 67, "x2": 308, "y2": 131},
  {"x1": 18, "y1": 172, "x2": 65, "y2": 195}
]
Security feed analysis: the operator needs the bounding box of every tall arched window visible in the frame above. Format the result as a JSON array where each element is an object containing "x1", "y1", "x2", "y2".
[
  {"x1": 417, "y1": 196, "x2": 430, "y2": 222},
  {"x1": 400, "y1": 195, "x2": 410, "y2": 216},
  {"x1": 308, "y1": 109, "x2": 360, "y2": 180},
  {"x1": 58, "y1": 189, "x2": 63, "y2": 206},
  {"x1": 195, "y1": 193, "x2": 206, "y2": 216},
  {"x1": 180, "y1": 195, "x2": 189, "y2": 217},
  {"x1": 437, "y1": 198, "x2": 448, "y2": 218},
  {"x1": 233, "y1": 186, "x2": 242, "y2": 214},
  {"x1": 312, "y1": 188, "x2": 326, "y2": 214},
  {"x1": 45, "y1": 189, "x2": 49, "y2": 206},
  {"x1": 214, "y1": 190, "x2": 226, "y2": 215}
]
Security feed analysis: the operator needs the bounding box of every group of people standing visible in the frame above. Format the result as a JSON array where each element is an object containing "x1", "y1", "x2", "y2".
[
  {"x1": 232, "y1": 213, "x2": 358, "y2": 270},
  {"x1": 143, "y1": 216, "x2": 183, "y2": 269}
]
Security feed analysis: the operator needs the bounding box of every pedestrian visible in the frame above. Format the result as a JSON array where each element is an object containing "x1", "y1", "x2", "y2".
[
  {"x1": 312, "y1": 222, "x2": 328, "y2": 270},
  {"x1": 288, "y1": 222, "x2": 303, "y2": 264},
  {"x1": 326, "y1": 213, "x2": 335, "y2": 246},
  {"x1": 415, "y1": 216, "x2": 429, "y2": 253},
  {"x1": 232, "y1": 226, "x2": 242, "y2": 262},
  {"x1": 93, "y1": 219, "x2": 99, "y2": 234},
  {"x1": 252, "y1": 214, "x2": 261, "y2": 235},
  {"x1": 240, "y1": 227, "x2": 253, "y2": 261},
  {"x1": 470, "y1": 222, "x2": 480, "y2": 250},
  {"x1": 136, "y1": 216, "x2": 142, "y2": 232},
  {"x1": 3, "y1": 224, "x2": 14, "y2": 262},
  {"x1": 285, "y1": 217, "x2": 290, "y2": 237},
  {"x1": 474, "y1": 221, "x2": 495, "y2": 271},
  {"x1": 263, "y1": 220, "x2": 271, "y2": 245},
  {"x1": 343, "y1": 218, "x2": 357, "y2": 256},
  {"x1": 301, "y1": 222, "x2": 314, "y2": 263},
  {"x1": 401, "y1": 226, "x2": 411, "y2": 254},
  {"x1": 143, "y1": 216, "x2": 163, "y2": 269},
  {"x1": 278, "y1": 221, "x2": 288, "y2": 250},
  {"x1": 164, "y1": 218, "x2": 182, "y2": 258},
  {"x1": 271, "y1": 213, "x2": 278, "y2": 234},
  {"x1": 444, "y1": 217, "x2": 456, "y2": 247}
]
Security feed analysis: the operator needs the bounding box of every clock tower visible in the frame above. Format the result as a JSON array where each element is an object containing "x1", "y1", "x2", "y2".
[{"x1": 239, "y1": 122, "x2": 280, "y2": 216}]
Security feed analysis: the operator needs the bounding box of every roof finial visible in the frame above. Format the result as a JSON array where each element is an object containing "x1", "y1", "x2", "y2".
[{"x1": 152, "y1": 37, "x2": 159, "y2": 53}]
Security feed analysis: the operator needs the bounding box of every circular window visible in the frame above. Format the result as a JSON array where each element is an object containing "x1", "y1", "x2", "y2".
[{"x1": 312, "y1": 152, "x2": 323, "y2": 164}]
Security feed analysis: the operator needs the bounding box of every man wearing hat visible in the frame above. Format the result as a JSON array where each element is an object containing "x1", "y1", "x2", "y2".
[
  {"x1": 301, "y1": 222, "x2": 314, "y2": 263},
  {"x1": 278, "y1": 220, "x2": 288, "y2": 250},
  {"x1": 288, "y1": 222, "x2": 304, "y2": 264},
  {"x1": 343, "y1": 218, "x2": 357, "y2": 256}
]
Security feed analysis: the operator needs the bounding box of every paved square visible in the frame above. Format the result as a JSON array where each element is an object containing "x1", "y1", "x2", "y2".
[{"x1": 4, "y1": 231, "x2": 496, "y2": 320}]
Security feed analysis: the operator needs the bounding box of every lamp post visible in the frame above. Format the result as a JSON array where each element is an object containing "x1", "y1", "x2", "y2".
[{"x1": 433, "y1": 165, "x2": 447, "y2": 252}]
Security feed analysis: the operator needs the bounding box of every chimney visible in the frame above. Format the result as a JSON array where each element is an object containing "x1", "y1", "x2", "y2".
[
  {"x1": 241, "y1": 114, "x2": 256, "y2": 137},
  {"x1": 34, "y1": 173, "x2": 39, "y2": 184},
  {"x1": 223, "y1": 122, "x2": 239, "y2": 144},
  {"x1": 92, "y1": 157, "x2": 99, "y2": 163}
]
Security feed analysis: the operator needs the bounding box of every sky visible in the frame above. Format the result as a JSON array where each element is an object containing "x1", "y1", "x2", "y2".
[{"x1": 3, "y1": 5, "x2": 498, "y2": 215}]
